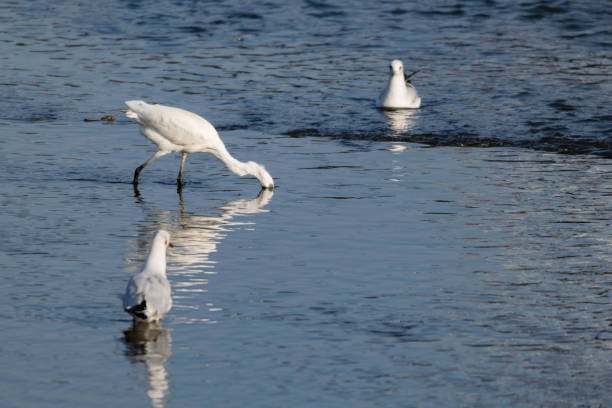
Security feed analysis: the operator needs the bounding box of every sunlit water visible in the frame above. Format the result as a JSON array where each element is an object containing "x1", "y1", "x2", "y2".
[{"x1": 1, "y1": 1, "x2": 611, "y2": 407}]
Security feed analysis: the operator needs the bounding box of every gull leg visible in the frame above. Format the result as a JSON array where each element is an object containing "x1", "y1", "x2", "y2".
[
  {"x1": 177, "y1": 152, "x2": 188, "y2": 187},
  {"x1": 133, "y1": 151, "x2": 166, "y2": 185}
]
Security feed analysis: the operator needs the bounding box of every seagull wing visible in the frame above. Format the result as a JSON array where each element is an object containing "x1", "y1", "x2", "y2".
[
  {"x1": 403, "y1": 70, "x2": 420, "y2": 85},
  {"x1": 123, "y1": 273, "x2": 172, "y2": 320},
  {"x1": 140, "y1": 275, "x2": 172, "y2": 319},
  {"x1": 123, "y1": 275, "x2": 144, "y2": 310}
]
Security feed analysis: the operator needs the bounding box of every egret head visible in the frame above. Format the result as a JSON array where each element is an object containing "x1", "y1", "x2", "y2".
[
  {"x1": 246, "y1": 161, "x2": 274, "y2": 189},
  {"x1": 389, "y1": 59, "x2": 404, "y2": 76}
]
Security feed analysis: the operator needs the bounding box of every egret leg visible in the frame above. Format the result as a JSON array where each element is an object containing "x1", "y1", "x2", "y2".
[
  {"x1": 177, "y1": 152, "x2": 188, "y2": 186},
  {"x1": 133, "y1": 151, "x2": 166, "y2": 185}
]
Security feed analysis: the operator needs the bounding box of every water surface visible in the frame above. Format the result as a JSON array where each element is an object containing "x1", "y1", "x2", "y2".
[
  {"x1": 0, "y1": 0, "x2": 610, "y2": 154},
  {"x1": 1, "y1": 1, "x2": 611, "y2": 407}
]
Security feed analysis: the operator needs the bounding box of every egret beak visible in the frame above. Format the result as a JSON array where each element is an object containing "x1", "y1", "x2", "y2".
[{"x1": 168, "y1": 242, "x2": 174, "y2": 248}]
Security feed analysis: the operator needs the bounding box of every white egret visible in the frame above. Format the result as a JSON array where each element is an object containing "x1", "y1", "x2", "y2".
[
  {"x1": 123, "y1": 230, "x2": 173, "y2": 323},
  {"x1": 125, "y1": 100, "x2": 274, "y2": 189},
  {"x1": 377, "y1": 60, "x2": 421, "y2": 109}
]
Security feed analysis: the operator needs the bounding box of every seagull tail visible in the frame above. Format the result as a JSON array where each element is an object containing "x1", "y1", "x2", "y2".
[{"x1": 125, "y1": 300, "x2": 148, "y2": 320}]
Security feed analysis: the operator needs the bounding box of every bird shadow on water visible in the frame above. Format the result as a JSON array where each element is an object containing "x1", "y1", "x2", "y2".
[{"x1": 123, "y1": 321, "x2": 172, "y2": 408}]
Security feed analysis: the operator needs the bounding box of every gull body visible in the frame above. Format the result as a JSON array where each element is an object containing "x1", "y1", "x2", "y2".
[
  {"x1": 377, "y1": 60, "x2": 421, "y2": 109},
  {"x1": 123, "y1": 230, "x2": 173, "y2": 323},
  {"x1": 125, "y1": 100, "x2": 274, "y2": 189}
]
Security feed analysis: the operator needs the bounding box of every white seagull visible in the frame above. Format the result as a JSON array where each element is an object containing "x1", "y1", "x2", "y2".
[
  {"x1": 125, "y1": 100, "x2": 274, "y2": 189},
  {"x1": 377, "y1": 60, "x2": 421, "y2": 109},
  {"x1": 123, "y1": 230, "x2": 174, "y2": 323}
]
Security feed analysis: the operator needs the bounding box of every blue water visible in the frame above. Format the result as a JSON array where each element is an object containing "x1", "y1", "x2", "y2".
[{"x1": 1, "y1": 1, "x2": 611, "y2": 407}]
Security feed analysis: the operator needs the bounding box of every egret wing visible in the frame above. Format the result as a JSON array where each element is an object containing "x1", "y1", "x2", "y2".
[{"x1": 126, "y1": 100, "x2": 220, "y2": 149}]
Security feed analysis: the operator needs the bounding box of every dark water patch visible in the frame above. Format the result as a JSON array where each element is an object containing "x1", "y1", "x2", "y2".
[
  {"x1": 305, "y1": 195, "x2": 365, "y2": 200},
  {"x1": 368, "y1": 321, "x2": 418, "y2": 339},
  {"x1": 299, "y1": 165, "x2": 361, "y2": 170},
  {"x1": 308, "y1": 10, "x2": 346, "y2": 19},
  {"x1": 179, "y1": 25, "x2": 208, "y2": 34},
  {"x1": 549, "y1": 99, "x2": 575, "y2": 112},
  {"x1": 285, "y1": 128, "x2": 612, "y2": 158},
  {"x1": 521, "y1": 3, "x2": 568, "y2": 20},
  {"x1": 304, "y1": 0, "x2": 340, "y2": 9},
  {"x1": 228, "y1": 12, "x2": 262, "y2": 20},
  {"x1": 68, "y1": 177, "x2": 134, "y2": 185},
  {"x1": 416, "y1": 4, "x2": 465, "y2": 17},
  {"x1": 28, "y1": 115, "x2": 57, "y2": 121},
  {"x1": 217, "y1": 124, "x2": 251, "y2": 132}
]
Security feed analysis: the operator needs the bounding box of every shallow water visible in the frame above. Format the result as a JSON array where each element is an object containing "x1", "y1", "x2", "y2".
[{"x1": 1, "y1": 1, "x2": 611, "y2": 407}]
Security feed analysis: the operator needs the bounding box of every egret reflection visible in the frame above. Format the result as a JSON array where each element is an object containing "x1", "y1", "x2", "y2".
[
  {"x1": 172, "y1": 187, "x2": 273, "y2": 274},
  {"x1": 383, "y1": 109, "x2": 418, "y2": 134},
  {"x1": 122, "y1": 189, "x2": 272, "y2": 405},
  {"x1": 130, "y1": 187, "x2": 274, "y2": 320},
  {"x1": 123, "y1": 322, "x2": 172, "y2": 408}
]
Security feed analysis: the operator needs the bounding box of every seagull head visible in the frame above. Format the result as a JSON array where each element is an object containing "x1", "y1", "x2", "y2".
[
  {"x1": 154, "y1": 230, "x2": 173, "y2": 248},
  {"x1": 245, "y1": 161, "x2": 274, "y2": 190},
  {"x1": 389, "y1": 59, "x2": 404, "y2": 76}
]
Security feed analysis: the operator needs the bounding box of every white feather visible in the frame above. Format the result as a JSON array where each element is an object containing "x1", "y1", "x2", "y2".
[
  {"x1": 123, "y1": 230, "x2": 173, "y2": 322},
  {"x1": 377, "y1": 60, "x2": 422, "y2": 109},
  {"x1": 125, "y1": 101, "x2": 274, "y2": 189}
]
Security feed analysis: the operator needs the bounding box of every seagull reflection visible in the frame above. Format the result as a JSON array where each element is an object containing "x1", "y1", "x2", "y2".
[
  {"x1": 123, "y1": 321, "x2": 172, "y2": 408},
  {"x1": 383, "y1": 109, "x2": 418, "y2": 134}
]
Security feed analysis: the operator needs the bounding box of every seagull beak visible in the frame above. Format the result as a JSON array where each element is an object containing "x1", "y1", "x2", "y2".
[{"x1": 168, "y1": 242, "x2": 174, "y2": 248}]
